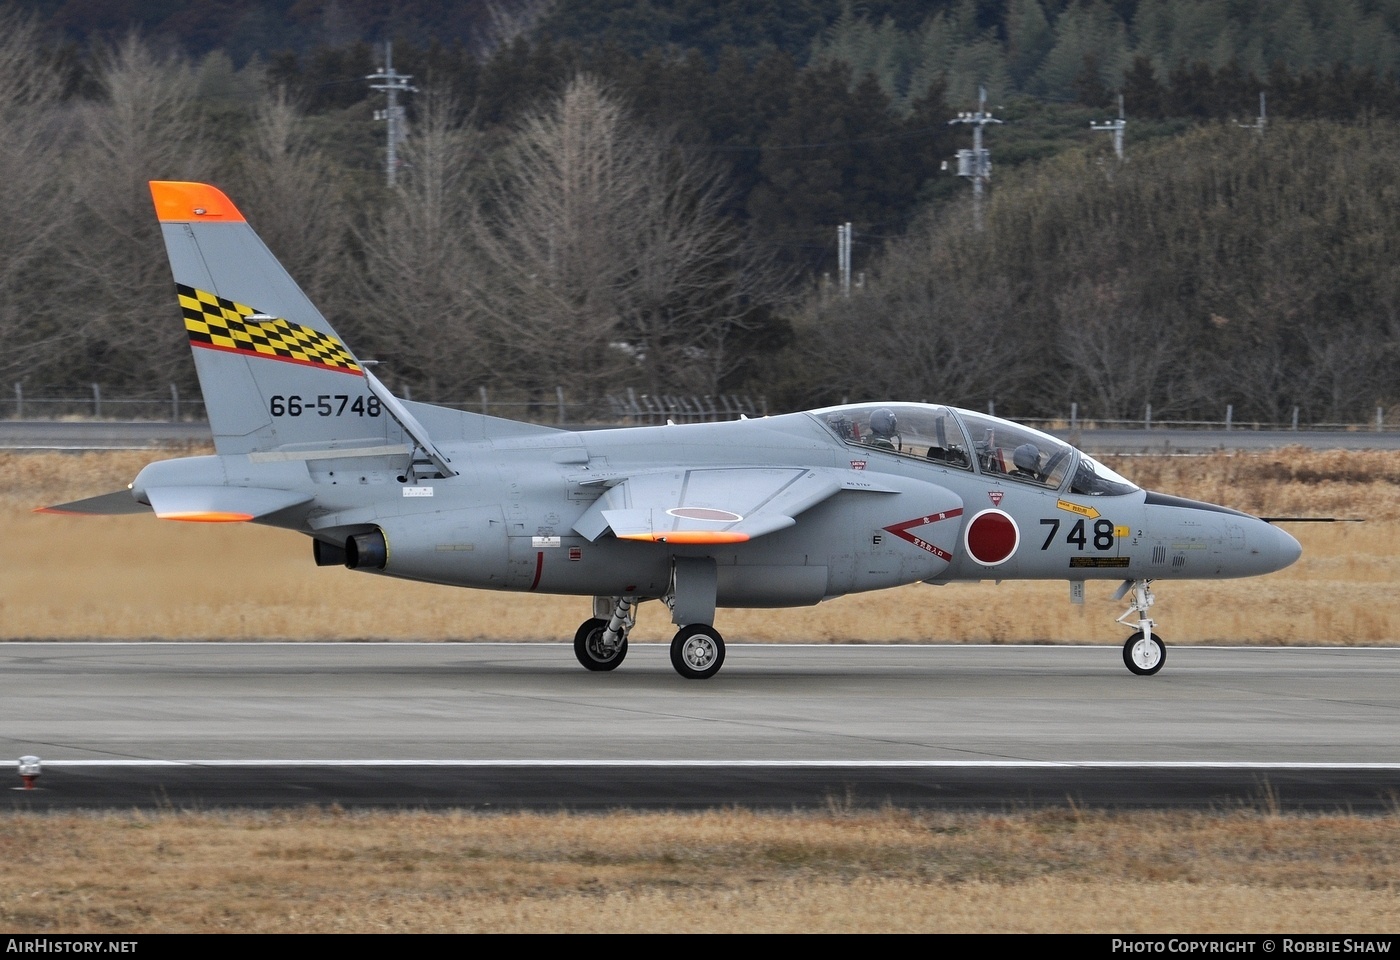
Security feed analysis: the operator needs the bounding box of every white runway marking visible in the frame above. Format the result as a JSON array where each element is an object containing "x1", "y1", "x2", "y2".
[{"x1": 35, "y1": 760, "x2": 1400, "y2": 769}]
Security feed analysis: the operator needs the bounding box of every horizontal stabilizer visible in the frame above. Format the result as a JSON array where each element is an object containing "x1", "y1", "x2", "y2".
[
  {"x1": 144, "y1": 486, "x2": 313, "y2": 522},
  {"x1": 37, "y1": 490, "x2": 149, "y2": 516}
]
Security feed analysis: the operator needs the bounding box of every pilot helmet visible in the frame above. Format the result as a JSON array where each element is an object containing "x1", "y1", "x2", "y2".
[
  {"x1": 870, "y1": 408, "x2": 897, "y2": 438},
  {"x1": 1012, "y1": 442, "x2": 1040, "y2": 472}
]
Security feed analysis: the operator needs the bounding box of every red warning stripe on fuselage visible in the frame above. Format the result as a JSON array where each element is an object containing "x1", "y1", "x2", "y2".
[{"x1": 882, "y1": 508, "x2": 964, "y2": 562}]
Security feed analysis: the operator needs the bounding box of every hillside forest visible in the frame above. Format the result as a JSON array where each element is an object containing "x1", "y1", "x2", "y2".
[{"x1": 3, "y1": 0, "x2": 1400, "y2": 425}]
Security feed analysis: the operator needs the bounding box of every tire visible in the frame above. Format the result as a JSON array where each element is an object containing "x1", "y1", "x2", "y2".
[
  {"x1": 1123, "y1": 630, "x2": 1166, "y2": 676},
  {"x1": 670, "y1": 624, "x2": 726, "y2": 680},
  {"x1": 574, "y1": 618, "x2": 627, "y2": 671}
]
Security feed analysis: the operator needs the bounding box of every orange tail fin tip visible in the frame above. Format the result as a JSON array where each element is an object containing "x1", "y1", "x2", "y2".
[{"x1": 149, "y1": 181, "x2": 246, "y2": 224}]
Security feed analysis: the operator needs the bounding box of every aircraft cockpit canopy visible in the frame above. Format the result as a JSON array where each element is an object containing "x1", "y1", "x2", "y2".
[
  {"x1": 951, "y1": 409, "x2": 1076, "y2": 489},
  {"x1": 815, "y1": 403, "x2": 974, "y2": 470},
  {"x1": 811, "y1": 403, "x2": 1139, "y2": 495}
]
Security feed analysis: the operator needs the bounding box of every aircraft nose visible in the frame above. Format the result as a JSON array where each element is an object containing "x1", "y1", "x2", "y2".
[{"x1": 1259, "y1": 520, "x2": 1302, "y2": 572}]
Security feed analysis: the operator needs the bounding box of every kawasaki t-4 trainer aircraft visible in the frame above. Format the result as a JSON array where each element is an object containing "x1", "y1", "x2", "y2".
[{"x1": 44, "y1": 181, "x2": 1303, "y2": 679}]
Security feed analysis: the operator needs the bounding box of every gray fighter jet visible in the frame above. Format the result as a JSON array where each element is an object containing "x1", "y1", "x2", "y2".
[{"x1": 44, "y1": 181, "x2": 1303, "y2": 679}]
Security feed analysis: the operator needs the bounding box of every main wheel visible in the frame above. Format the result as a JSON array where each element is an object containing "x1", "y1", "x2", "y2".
[
  {"x1": 574, "y1": 617, "x2": 627, "y2": 671},
  {"x1": 670, "y1": 624, "x2": 726, "y2": 680},
  {"x1": 1123, "y1": 630, "x2": 1165, "y2": 676}
]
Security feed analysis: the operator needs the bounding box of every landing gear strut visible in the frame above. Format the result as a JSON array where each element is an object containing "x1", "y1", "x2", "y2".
[
  {"x1": 1115, "y1": 579, "x2": 1165, "y2": 676},
  {"x1": 573, "y1": 597, "x2": 635, "y2": 671}
]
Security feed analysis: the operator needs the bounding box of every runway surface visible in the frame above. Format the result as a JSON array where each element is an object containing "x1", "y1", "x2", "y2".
[{"x1": 4, "y1": 642, "x2": 1399, "y2": 811}]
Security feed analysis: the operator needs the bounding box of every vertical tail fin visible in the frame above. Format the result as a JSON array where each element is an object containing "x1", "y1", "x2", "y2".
[{"x1": 151, "y1": 181, "x2": 390, "y2": 456}]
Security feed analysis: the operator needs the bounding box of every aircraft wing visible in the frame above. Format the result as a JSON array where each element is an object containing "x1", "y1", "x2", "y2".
[{"x1": 573, "y1": 467, "x2": 877, "y2": 544}]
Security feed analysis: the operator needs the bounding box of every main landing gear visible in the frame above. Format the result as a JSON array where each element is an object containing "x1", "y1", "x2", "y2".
[
  {"x1": 573, "y1": 596, "x2": 727, "y2": 680},
  {"x1": 670, "y1": 623, "x2": 726, "y2": 680},
  {"x1": 1115, "y1": 579, "x2": 1166, "y2": 676}
]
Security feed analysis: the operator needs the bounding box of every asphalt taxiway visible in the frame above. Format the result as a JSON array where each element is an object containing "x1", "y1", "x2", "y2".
[{"x1": 4, "y1": 642, "x2": 1398, "y2": 810}]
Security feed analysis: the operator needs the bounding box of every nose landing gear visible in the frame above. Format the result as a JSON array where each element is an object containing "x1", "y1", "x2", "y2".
[{"x1": 1115, "y1": 579, "x2": 1165, "y2": 676}]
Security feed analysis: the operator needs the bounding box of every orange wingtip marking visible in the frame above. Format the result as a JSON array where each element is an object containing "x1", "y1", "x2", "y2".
[
  {"x1": 157, "y1": 511, "x2": 254, "y2": 523},
  {"x1": 149, "y1": 181, "x2": 246, "y2": 223},
  {"x1": 34, "y1": 506, "x2": 93, "y2": 516},
  {"x1": 618, "y1": 531, "x2": 750, "y2": 544}
]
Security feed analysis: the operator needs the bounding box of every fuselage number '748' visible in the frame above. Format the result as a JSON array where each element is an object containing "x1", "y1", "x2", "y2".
[{"x1": 1041, "y1": 517, "x2": 1116, "y2": 551}]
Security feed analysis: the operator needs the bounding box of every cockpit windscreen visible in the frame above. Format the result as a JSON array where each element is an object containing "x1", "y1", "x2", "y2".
[{"x1": 1068, "y1": 453, "x2": 1139, "y2": 496}]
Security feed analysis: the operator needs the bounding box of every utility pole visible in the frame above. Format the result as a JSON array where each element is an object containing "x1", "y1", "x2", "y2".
[
  {"x1": 1091, "y1": 93, "x2": 1126, "y2": 161},
  {"x1": 837, "y1": 222, "x2": 852, "y2": 297},
  {"x1": 1236, "y1": 92, "x2": 1267, "y2": 135},
  {"x1": 948, "y1": 86, "x2": 1001, "y2": 231},
  {"x1": 367, "y1": 41, "x2": 417, "y2": 187}
]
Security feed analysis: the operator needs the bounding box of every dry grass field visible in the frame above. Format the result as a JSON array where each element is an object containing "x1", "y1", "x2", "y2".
[
  {"x1": 0, "y1": 806, "x2": 1394, "y2": 934},
  {"x1": 2, "y1": 808, "x2": 1399, "y2": 933},
  {"x1": 3, "y1": 447, "x2": 1398, "y2": 645},
  {"x1": 4, "y1": 446, "x2": 1400, "y2": 933}
]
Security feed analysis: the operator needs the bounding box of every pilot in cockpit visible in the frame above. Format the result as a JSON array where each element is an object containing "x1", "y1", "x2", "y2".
[
  {"x1": 866, "y1": 408, "x2": 898, "y2": 450},
  {"x1": 1011, "y1": 442, "x2": 1043, "y2": 480}
]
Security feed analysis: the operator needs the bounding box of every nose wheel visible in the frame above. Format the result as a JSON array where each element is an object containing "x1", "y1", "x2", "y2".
[{"x1": 1123, "y1": 630, "x2": 1165, "y2": 675}]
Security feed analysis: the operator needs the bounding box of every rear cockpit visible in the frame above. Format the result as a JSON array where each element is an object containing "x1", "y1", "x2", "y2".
[
  {"x1": 815, "y1": 403, "x2": 973, "y2": 469},
  {"x1": 809, "y1": 402, "x2": 1139, "y2": 496}
]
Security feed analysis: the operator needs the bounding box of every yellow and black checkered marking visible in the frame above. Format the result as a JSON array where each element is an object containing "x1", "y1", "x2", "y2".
[{"x1": 177, "y1": 284, "x2": 360, "y2": 374}]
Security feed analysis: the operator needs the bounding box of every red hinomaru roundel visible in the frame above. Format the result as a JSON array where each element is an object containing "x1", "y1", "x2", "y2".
[{"x1": 964, "y1": 509, "x2": 1019, "y2": 566}]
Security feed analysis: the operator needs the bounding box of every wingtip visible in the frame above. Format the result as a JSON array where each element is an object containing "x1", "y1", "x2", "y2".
[{"x1": 149, "y1": 181, "x2": 246, "y2": 223}]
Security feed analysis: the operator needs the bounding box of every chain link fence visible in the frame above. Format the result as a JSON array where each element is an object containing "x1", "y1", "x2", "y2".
[{"x1": 7, "y1": 384, "x2": 770, "y2": 427}]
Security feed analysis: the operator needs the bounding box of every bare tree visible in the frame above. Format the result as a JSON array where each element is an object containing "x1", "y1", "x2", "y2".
[
  {"x1": 479, "y1": 0, "x2": 557, "y2": 55},
  {"x1": 63, "y1": 34, "x2": 213, "y2": 392},
  {"x1": 356, "y1": 92, "x2": 492, "y2": 396},
  {"x1": 231, "y1": 89, "x2": 351, "y2": 316},
  {"x1": 1054, "y1": 273, "x2": 1186, "y2": 420},
  {"x1": 790, "y1": 212, "x2": 1034, "y2": 410},
  {"x1": 470, "y1": 76, "x2": 769, "y2": 399},
  {"x1": 0, "y1": 9, "x2": 73, "y2": 388}
]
